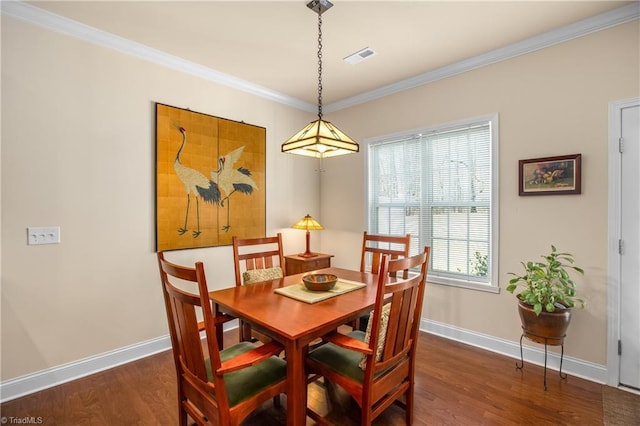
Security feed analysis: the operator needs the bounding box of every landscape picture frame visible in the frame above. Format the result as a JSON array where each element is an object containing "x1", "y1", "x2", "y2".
[{"x1": 519, "y1": 154, "x2": 582, "y2": 196}]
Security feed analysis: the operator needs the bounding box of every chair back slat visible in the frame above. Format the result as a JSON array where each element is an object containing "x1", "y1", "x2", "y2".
[
  {"x1": 168, "y1": 295, "x2": 208, "y2": 381},
  {"x1": 157, "y1": 253, "x2": 229, "y2": 415},
  {"x1": 306, "y1": 246, "x2": 430, "y2": 424},
  {"x1": 368, "y1": 247, "x2": 430, "y2": 372},
  {"x1": 360, "y1": 232, "x2": 411, "y2": 279},
  {"x1": 232, "y1": 234, "x2": 285, "y2": 342},
  {"x1": 157, "y1": 251, "x2": 287, "y2": 426},
  {"x1": 232, "y1": 234, "x2": 285, "y2": 284}
]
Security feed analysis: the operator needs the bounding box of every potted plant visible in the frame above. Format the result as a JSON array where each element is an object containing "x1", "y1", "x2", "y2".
[{"x1": 506, "y1": 245, "x2": 585, "y2": 345}]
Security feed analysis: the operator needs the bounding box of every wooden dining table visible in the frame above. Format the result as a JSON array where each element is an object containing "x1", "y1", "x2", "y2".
[{"x1": 208, "y1": 267, "x2": 379, "y2": 426}]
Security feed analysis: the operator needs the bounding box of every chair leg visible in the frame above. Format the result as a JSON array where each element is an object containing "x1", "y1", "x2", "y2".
[
  {"x1": 179, "y1": 407, "x2": 188, "y2": 426},
  {"x1": 361, "y1": 408, "x2": 372, "y2": 426},
  {"x1": 306, "y1": 406, "x2": 330, "y2": 425},
  {"x1": 357, "y1": 314, "x2": 370, "y2": 331},
  {"x1": 240, "y1": 320, "x2": 252, "y2": 342},
  {"x1": 177, "y1": 393, "x2": 188, "y2": 426},
  {"x1": 405, "y1": 385, "x2": 414, "y2": 425},
  {"x1": 215, "y1": 324, "x2": 224, "y2": 351}
]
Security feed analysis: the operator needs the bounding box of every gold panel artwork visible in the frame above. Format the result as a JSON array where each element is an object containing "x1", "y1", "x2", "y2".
[{"x1": 156, "y1": 103, "x2": 266, "y2": 251}]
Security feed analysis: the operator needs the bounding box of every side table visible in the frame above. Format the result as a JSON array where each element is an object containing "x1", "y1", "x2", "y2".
[{"x1": 284, "y1": 253, "x2": 333, "y2": 275}]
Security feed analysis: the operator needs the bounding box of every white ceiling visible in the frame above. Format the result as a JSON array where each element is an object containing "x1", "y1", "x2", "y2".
[{"x1": 17, "y1": 1, "x2": 638, "y2": 111}]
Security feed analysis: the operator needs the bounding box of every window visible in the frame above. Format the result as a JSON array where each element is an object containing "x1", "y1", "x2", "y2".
[{"x1": 366, "y1": 114, "x2": 499, "y2": 292}]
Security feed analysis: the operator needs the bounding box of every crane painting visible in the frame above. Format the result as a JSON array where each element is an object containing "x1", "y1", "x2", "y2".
[
  {"x1": 212, "y1": 146, "x2": 258, "y2": 231},
  {"x1": 174, "y1": 126, "x2": 220, "y2": 237},
  {"x1": 156, "y1": 103, "x2": 266, "y2": 251}
]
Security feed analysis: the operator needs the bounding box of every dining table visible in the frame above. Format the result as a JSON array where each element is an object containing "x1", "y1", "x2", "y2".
[{"x1": 208, "y1": 266, "x2": 379, "y2": 426}]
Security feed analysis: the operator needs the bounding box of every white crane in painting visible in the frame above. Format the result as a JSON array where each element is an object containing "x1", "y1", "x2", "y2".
[
  {"x1": 211, "y1": 146, "x2": 258, "y2": 231},
  {"x1": 174, "y1": 126, "x2": 220, "y2": 237}
]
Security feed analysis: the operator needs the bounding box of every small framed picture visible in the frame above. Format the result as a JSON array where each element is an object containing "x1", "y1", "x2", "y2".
[{"x1": 519, "y1": 154, "x2": 581, "y2": 196}]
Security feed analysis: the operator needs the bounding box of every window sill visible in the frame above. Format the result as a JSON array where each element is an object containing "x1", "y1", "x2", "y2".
[{"x1": 427, "y1": 277, "x2": 500, "y2": 294}]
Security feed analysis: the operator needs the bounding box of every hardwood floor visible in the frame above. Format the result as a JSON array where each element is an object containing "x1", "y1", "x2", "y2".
[{"x1": 1, "y1": 331, "x2": 607, "y2": 425}]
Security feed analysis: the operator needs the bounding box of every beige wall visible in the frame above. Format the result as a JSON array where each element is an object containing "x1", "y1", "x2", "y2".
[
  {"x1": 320, "y1": 22, "x2": 639, "y2": 365},
  {"x1": 1, "y1": 14, "x2": 638, "y2": 383},
  {"x1": 0, "y1": 16, "x2": 320, "y2": 381}
]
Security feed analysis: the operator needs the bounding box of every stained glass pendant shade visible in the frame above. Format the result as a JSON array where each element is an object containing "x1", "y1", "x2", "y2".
[{"x1": 281, "y1": 0, "x2": 359, "y2": 158}]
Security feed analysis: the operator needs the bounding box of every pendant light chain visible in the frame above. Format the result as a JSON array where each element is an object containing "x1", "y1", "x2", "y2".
[
  {"x1": 280, "y1": 0, "x2": 359, "y2": 158},
  {"x1": 317, "y1": 11, "x2": 323, "y2": 120}
]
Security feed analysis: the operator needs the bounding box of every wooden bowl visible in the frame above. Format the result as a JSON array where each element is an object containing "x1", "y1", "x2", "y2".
[{"x1": 302, "y1": 273, "x2": 338, "y2": 291}]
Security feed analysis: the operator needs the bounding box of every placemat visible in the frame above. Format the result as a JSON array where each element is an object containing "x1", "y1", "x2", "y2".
[{"x1": 275, "y1": 279, "x2": 367, "y2": 304}]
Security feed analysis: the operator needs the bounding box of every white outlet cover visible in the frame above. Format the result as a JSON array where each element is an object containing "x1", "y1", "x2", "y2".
[{"x1": 27, "y1": 226, "x2": 61, "y2": 245}]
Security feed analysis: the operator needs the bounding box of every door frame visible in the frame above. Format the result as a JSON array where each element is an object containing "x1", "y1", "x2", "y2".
[{"x1": 607, "y1": 97, "x2": 640, "y2": 386}]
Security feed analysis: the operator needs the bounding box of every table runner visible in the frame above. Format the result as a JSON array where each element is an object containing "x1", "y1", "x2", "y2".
[{"x1": 274, "y1": 278, "x2": 366, "y2": 304}]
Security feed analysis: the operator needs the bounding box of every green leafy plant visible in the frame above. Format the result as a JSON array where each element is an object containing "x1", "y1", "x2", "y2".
[
  {"x1": 506, "y1": 245, "x2": 585, "y2": 316},
  {"x1": 471, "y1": 251, "x2": 488, "y2": 277}
]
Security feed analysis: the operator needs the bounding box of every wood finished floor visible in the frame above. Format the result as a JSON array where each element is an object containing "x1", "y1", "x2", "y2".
[{"x1": 1, "y1": 330, "x2": 607, "y2": 425}]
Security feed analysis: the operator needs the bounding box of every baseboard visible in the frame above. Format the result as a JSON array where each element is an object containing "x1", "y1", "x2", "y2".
[
  {"x1": 0, "y1": 335, "x2": 171, "y2": 403},
  {"x1": 421, "y1": 318, "x2": 607, "y2": 384},
  {"x1": 1, "y1": 318, "x2": 607, "y2": 402},
  {"x1": 0, "y1": 321, "x2": 239, "y2": 403}
]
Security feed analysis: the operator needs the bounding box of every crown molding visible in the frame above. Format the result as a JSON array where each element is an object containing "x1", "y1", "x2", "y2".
[
  {"x1": 0, "y1": 1, "x2": 317, "y2": 113},
  {"x1": 2, "y1": 1, "x2": 638, "y2": 114},
  {"x1": 325, "y1": 2, "x2": 640, "y2": 112}
]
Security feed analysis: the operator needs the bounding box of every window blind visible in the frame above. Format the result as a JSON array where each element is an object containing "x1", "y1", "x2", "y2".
[{"x1": 368, "y1": 116, "x2": 497, "y2": 289}]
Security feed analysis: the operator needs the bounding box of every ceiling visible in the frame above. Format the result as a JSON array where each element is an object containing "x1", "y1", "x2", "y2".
[{"x1": 22, "y1": 1, "x2": 637, "y2": 111}]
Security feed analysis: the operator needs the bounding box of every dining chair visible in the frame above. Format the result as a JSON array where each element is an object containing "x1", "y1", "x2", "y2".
[
  {"x1": 157, "y1": 252, "x2": 287, "y2": 426},
  {"x1": 360, "y1": 231, "x2": 411, "y2": 277},
  {"x1": 355, "y1": 231, "x2": 411, "y2": 330},
  {"x1": 306, "y1": 247, "x2": 430, "y2": 426},
  {"x1": 232, "y1": 233, "x2": 286, "y2": 342}
]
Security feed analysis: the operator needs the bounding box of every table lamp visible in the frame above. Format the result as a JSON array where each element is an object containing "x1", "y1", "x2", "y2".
[{"x1": 292, "y1": 214, "x2": 324, "y2": 258}]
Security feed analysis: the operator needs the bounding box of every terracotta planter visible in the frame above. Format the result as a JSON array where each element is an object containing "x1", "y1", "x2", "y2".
[{"x1": 517, "y1": 299, "x2": 571, "y2": 345}]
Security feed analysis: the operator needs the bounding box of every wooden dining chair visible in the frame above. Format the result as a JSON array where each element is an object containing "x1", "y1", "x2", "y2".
[
  {"x1": 360, "y1": 231, "x2": 411, "y2": 278},
  {"x1": 232, "y1": 233, "x2": 286, "y2": 342},
  {"x1": 355, "y1": 231, "x2": 411, "y2": 330},
  {"x1": 157, "y1": 252, "x2": 287, "y2": 426},
  {"x1": 306, "y1": 247, "x2": 430, "y2": 426}
]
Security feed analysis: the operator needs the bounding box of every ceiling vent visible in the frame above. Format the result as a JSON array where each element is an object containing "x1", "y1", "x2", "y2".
[{"x1": 343, "y1": 47, "x2": 377, "y2": 65}]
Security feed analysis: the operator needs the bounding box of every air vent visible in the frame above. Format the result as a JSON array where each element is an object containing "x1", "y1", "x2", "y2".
[{"x1": 343, "y1": 47, "x2": 377, "y2": 65}]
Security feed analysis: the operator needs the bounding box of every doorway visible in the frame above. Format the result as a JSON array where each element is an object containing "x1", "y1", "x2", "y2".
[{"x1": 608, "y1": 97, "x2": 640, "y2": 390}]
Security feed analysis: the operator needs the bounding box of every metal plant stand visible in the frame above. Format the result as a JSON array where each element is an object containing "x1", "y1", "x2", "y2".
[{"x1": 516, "y1": 332, "x2": 567, "y2": 390}]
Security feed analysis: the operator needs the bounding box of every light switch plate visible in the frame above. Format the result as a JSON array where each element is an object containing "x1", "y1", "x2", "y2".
[{"x1": 27, "y1": 227, "x2": 61, "y2": 245}]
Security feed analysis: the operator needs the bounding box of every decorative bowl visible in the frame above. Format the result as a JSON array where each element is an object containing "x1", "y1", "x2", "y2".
[{"x1": 302, "y1": 273, "x2": 338, "y2": 291}]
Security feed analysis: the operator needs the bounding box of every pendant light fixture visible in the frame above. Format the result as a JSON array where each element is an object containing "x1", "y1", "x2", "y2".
[{"x1": 281, "y1": 0, "x2": 359, "y2": 158}]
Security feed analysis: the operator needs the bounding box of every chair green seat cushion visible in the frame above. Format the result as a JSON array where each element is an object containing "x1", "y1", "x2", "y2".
[
  {"x1": 207, "y1": 341, "x2": 286, "y2": 407},
  {"x1": 307, "y1": 330, "x2": 367, "y2": 383},
  {"x1": 242, "y1": 267, "x2": 283, "y2": 284}
]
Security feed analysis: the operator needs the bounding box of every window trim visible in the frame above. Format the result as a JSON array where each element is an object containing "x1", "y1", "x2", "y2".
[{"x1": 365, "y1": 113, "x2": 500, "y2": 293}]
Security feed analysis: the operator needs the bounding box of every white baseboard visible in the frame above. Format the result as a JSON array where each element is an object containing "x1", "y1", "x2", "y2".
[
  {"x1": 1, "y1": 318, "x2": 607, "y2": 402},
  {"x1": 0, "y1": 335, "x2": 171, "y2": 403},
  {"x1": 0, "y1": 321, "x2": 239, "y2": 403},
  {"x1": 421, "y1": 318, "x2": 607, "y2": 384}
]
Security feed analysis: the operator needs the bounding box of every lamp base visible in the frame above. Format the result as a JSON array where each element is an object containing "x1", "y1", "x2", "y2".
[
  {"x1": 298, "y1": 252, "x2": 318, "y2": 258},
  {"x1": 298, "y1": 230, "x2": 318, "y2": 258}
]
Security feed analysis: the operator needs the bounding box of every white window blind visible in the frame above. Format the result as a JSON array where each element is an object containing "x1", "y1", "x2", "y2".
[{"x1": 367, "y1": 115, "x2": 498, "y2": 291}]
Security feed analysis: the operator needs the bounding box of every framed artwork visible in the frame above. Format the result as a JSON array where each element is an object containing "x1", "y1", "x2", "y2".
[
  {"x1": 519, "y1": 154, "x2": 581, "y2": 196},
  {"x1": 156, "y1": 103, "x2": 266, "y2": 251}
]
